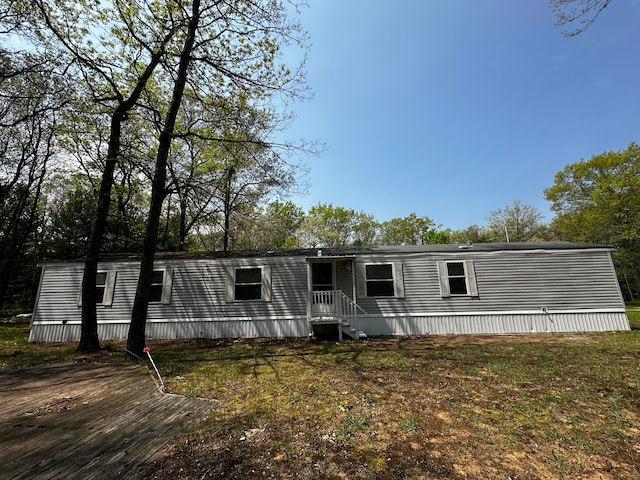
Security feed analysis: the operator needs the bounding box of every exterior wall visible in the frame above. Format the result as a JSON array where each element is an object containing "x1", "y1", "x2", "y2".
[
  {"x1": 30, "y1": 246, "x2": 630, "y2": 342},
  {"x1": 354, "y1": 248, "x2": 626, "y2": 315},
  {"x1": 30, "y1": 255, "x2": 310, "y2": 342}
]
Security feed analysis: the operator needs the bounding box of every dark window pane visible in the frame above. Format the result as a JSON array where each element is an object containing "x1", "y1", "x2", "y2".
[
  {"x1": 366, "y1": 280, "x2": 394, "y2": 297},
  {"x1": 313, "y1": 285, "x2": 333, "y2": 291},
  {"x1": 236, "y1": 268, "x2": 261, "y2": 284},
  {"x1": 151, "y1": 270, "x2": 164, "y2": 284},
  {"x1": 312, "y1": 263, "x2": 332, "y2": 285},
  {"x1": 95, "y1": 286, "x2": 105, "y2": 304},
  {"x1": 366, "y1": 264, "x2": 393, "y2": 280},
  {"x1": 235, "y1": 284, "x2": 261, "y2": 300},
  {"x1": 96, "y1": 272, "x2": 107, "y2": 286},
  {"x1": 449, "y1": 277, "x2": 468, "y2": 295},
  {"x1": 149, "y1": 284, "x2": 163, "y2": 303},
  {"x1": 447, "y1": 262, "x2": 465, "y2": 276}
]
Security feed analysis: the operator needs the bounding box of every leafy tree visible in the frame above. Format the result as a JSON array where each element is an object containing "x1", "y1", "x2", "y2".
[
  {"x1": 545, "y1": 143, "x2": 640, "y2": 298},
  {"x1": 127, "y1": 0, "x2": 310, "y2": 355},
  {"x1": 422, "y1": 227, "x2": 451, "y2": 245},
  {"x1": 486, "y1": 200, "x2": 546, "y2": 242},
  {"x1": 300, "y1": 203, "x2": 377, "y2": 247},
  {"x1": 449, "y1": 225, "x2": 492, "y2": 244},
  {"x1": 2, "y1": 0, "x2": 185, "y2": 351},
  {"x1": 233, "y1": 200, "x2": 305, "y2": 250},
  {"x1": 378, "y1": 213, "x2": 434, "y2": 246},
  {"x1": 0, "y1": 50, "x2": 65, "y2": 309},
  {"x1": 43, "y1": 171, "x2": 147, "y2": 258}
]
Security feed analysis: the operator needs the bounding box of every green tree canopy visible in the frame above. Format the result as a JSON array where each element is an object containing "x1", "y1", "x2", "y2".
[
  {"x1": 378, "y1": 213, "x2": 434, "y2": 246},
  {"x1": 486, "y1": 200, "x2": 546, "y2": 242},
  {"x1": 545, "y1": 142, "x2": 640, "y2": 298}
]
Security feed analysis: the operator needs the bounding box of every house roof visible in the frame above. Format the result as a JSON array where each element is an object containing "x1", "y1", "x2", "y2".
[
  {"x1": 38, "y1": 241, "x2": 612, "y2": 265},
  {"x1": 91, "y1": 241, "x2": 611, "y2": 262}
]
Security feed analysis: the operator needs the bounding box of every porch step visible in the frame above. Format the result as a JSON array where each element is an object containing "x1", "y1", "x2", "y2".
[
  {"x1": 310, "y1": 316, "x2": 343, "y2": 324},
  {"x1": 341, "y1": 326, "x2": 367, "y2": 340}
]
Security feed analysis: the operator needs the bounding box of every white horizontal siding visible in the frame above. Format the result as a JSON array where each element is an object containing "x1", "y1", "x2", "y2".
[
  {"x1": 354, "y1": 249, "x2": 625, "y2": 315},
  {"x1": 31, "y1": 247, "x2": 628, "y2": 342}
]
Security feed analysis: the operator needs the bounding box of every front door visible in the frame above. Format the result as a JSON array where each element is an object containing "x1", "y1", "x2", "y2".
[
  {"x1": 311, "y1": 262, "x2": 334, "y2": 315},
  {"x1": 311, "y1": 262, "x2": 333, "y2": 292}
]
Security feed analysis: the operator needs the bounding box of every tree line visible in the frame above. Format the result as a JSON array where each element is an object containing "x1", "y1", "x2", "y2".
[
  {"x1": 0, "y1": 0, "x2": 637, "y2": 354},
  {"x1": 0, "y1": 0, "x2": 314, "y2": 353}
]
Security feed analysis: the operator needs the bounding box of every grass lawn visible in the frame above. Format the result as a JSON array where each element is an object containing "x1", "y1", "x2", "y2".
[{"x1": 2, "y1": 309, "x2": 639, "y2": 479}]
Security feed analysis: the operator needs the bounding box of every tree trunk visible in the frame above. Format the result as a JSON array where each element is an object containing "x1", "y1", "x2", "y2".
[
  {"x1": 127, "y1": 0, "x2": 201, "y2": 356},
  {"x1": 75, "y1": 36, "x2": 173, "y2": 353},
  {"x1": 178, "y1": 193, "x2": 187, "y2": 251},
  {"x1": 222, "y1": 166, "x2": 234, "y2": 252},
  {"x1": 78, "y1": 111, "x2": 123, "y2": 353}
]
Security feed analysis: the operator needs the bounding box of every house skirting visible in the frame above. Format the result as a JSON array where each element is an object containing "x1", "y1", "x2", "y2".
[
  {"x1": 28, "y1": 317, "x2": 310, "y2": 343},
  {"x1": 28, "y1": 311, "x2": 629, "y2": 343},
  {"x1": 355, "y1": 311, "x2": 630, "y2": 336}
]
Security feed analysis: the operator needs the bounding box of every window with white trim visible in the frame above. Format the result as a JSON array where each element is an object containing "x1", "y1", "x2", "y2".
[
  {"x1": 78, "y1": 270, "x2": 116, "y2": 307},
  {"x1": 235, "y1": 267, "x2": 262, "y2": 300},
  {"x1": 226, "y1": 265, "x2": 272, "y2": 302},
  {"x1": 356, "y1": 262, "x2": 405, "y2": 298},
  {"x1": 96, "y1": 272, "x2": 108, "y2": 303},
  {"x1": 366, "y1": 264, "x2": 394, "y2": 297},
  {"x1": 437, "y1": 260, "x2": 478, "y2": 298},
  {"x1": 149, "y1": 268, "x2": 173, "y2": 304}
]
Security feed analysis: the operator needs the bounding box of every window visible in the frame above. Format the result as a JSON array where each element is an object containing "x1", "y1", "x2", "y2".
[
  {"x1": 446, "y1": 262, "x2": 468, "y2": 295},
  {"x1": 78, "y1": 270, "x2": 116, "y2": 307},
  {"x1": 226, "y1": 265, "x2": 272, "y2": 302},
  {"x1": 149, "y1": 268, "x2": 173, "y2": 304},
  {"x1": 311, "y1": 262, "x2": 333, "y2": 291},
  {"x1": 96, "y1": 272, "x2": 107, "y2": 304},
  {"x1": 366, "y1": 264, "x2": 394, "y2": 297},
  {"x1": 235, "y1": 267, "x2": 262, "y2": 300},
  {"x1": 437, "y1": 260, "x2": 478, "y2": 298},
  {"x1": 356, "y1": 262, "x2": 405, "y2": 298},
  {"x1": 149, "y1": 270, "x2": 165, "y2": 303}
]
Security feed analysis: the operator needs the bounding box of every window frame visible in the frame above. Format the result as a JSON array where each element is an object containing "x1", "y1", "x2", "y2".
[
  {"x1": 225, "y1": 265, "x2": 272, "y2": 303},
  {"x1": 356, "y1": 262, "x2": 405, "y2": 299},
  {"x1": 437, "y1": 260, "x2": 479, "y2": 298},
  {"x1": 365, "y1": 264, "x2": 395, "y2": 297},
  {"x1": 77, "y1": 270, "x2": 116, "y2": 307},
  {"x1": 148, "y1": 268, "x2": 173, "y2": 305}
]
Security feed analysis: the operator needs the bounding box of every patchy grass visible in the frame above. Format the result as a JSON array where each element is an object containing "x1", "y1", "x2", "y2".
[
  {"x1": 0, "y1": 318, "x2": 126, "y2": 369},
  {"x1": 137, "y1": 331, "x2": 640, "y2": 480},
  {"x1": 2, "y1": 311, "x2": 639, "y2": 479},
  {"x1": 626, "y1": 301, "x2": 640, "y2": 330}
]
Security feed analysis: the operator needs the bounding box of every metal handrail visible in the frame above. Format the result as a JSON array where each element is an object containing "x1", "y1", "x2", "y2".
[{"x1": 309, "y1": 290, "x2": 366, "y2": 335}]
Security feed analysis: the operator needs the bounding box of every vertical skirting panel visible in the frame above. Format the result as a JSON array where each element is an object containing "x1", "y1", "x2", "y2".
[
  {"x1": 358, "y1": 312, "x2": 630, "y2": 336},
  {"x1": 28, "y1": 312, "x2": 629, "y2": 342}
]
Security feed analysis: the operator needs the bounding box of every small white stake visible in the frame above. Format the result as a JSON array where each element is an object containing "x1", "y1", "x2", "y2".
[{"x1": 143, "y1": 347, "x2": 165, "y2": 392}]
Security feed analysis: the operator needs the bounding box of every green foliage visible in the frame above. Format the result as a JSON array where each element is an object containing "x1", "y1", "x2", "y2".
[
  {"x1": 449, "y1": 224, "x2": 492, "y2": 244},
  {"x1": 486, "y1": 200, "x2": 547, "y2": 242},
  {"x1": 422, "y1": 227, "x2": 451, "y2": 245},
  {"x1": 545, "y1": 143, "x2": 640, "y2": 299},
  {"x1": 301, "y1": 203, "x2": 377, "y2": 247},
  {"x1": 378, "y1": 213, "x2": 433, "y2": 245}
]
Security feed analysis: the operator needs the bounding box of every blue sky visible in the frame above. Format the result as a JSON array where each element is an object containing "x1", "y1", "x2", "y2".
[{"x1": 283, "y1": 0, "x2": 640, "y2": 230}]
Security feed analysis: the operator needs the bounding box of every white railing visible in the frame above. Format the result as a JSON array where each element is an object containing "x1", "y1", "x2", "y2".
[{"x1": 309, "y1": 290, "x2": 366, "y2": 335}]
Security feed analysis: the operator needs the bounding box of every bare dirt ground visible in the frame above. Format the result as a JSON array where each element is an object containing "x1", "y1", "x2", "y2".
[
  {"x1": 0, "y1": 363, "x2": 215, "y2": 480},
  {"x1": 135, "y1": 332, "x2": 639, "y2": 479},
  {"x1": 1, "y1": 331, "x2": 637, "y2": 479}
]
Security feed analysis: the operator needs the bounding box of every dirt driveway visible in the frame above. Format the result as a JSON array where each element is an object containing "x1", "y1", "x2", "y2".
[{"x1": 0, "y1": 363, "x2": 215, "y2": 480}]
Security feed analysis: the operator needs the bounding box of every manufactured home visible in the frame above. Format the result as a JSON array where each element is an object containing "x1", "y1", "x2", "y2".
[{"x1": 29, "y1": 242, "x2": 630, "y2": 342}]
